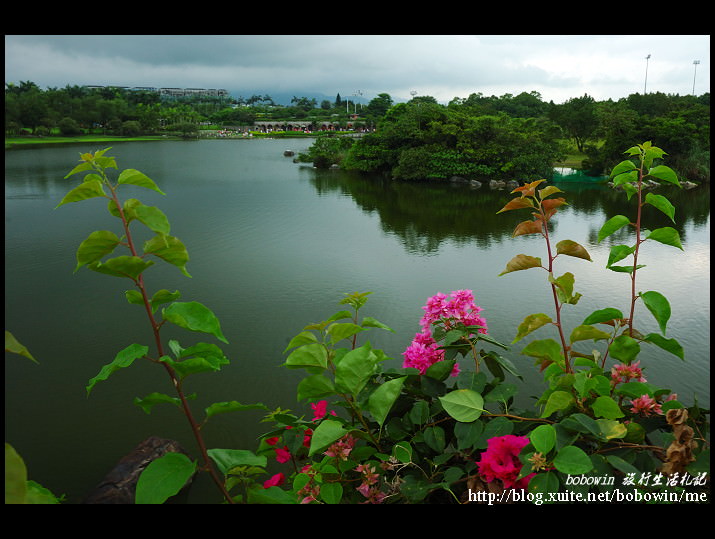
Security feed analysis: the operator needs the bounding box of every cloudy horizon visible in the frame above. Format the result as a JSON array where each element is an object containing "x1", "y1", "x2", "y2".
[{"x1": 5, "y1": 35, "x2": 710, "y2": 105}]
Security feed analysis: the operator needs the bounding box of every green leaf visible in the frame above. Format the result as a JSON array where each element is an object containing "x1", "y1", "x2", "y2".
[
  {"x1": 597, "y1": 215, "x2": 631, "y2": 243},
  {"x1": 283, "y1": 342, "x2": 328, "y2": 370},
  {"x1": 5, "y1": 443, "x2": 28, "y2": 504},
  {"x1": 609, "y1": 334, "x2": 641, "y2": 363},
  {"x1": 610, "y1": 159, "x2": 636, "y2": 177},
  {"x1": 74, "y1": 230, "x2": 121, "y2": 272},
  {"x1": 528, "y1": 472, "x2": 560, "y2": 498},
  {"x1": 512, "y1": 313, "x2": 552, "y2": 343},
  {"x1": 438, "y1": 389, "x2": 485, "y2": 423},
  {"x1": 423, "y1": 426, "x2": 446, "y2": 453},
  {"x1": 520, "y1": 338, "x2": 564, "y2": 367},
  {"x1": 424, "y1": 359, "x2": 456, "y2": 381},
  {"x1": 5, "y1": 330, "x2": 38, "y2": 363},
  {"x1": 283, "y1": 331, "x2": 319, "y2": 353},
  {"x1": 606, "y1": 454, "x2": 641, "y2": 475},
  {"x1": 360, "y1": 316, "x2": 395, "y2": 332},
  {"x1": 162, "y1": 301, "x2": 228, "y2": 343},
  {"x1": 596, "y1": 419, "x2": 627, "y2": 440},
  {"x1": 647, "y1": 164, "x2": 680, "y2": 186},
  {"x1": 247, "y1": 485, "x2": 297, "y2": 504},
  {"x1": 484, "y1": 383, "x2": 518, "y2": 403},
  {"x1": 392, "y1": 441, "x2": 413, "y2": 464},
  {"x1": 309, "y1": 419, "x2": 349, "y2": 456},
  {"x1": 591, "y1": 396, "x2": 625, "y2": 420},
  {"x1": 319, "y1": 482, "x2": 343, "y2": 504},
  {"x1": 334, "y1": 343, "x2": 377, "y2": 396},
  {"x1": 160, "y1": 346, "x2": 229, "y2": 379},
  {"x1": 644, "y1": 193, "x2": 676, "y2": 222},
  {"x1": 612, "y1": 170, "x2": 638, "y2": 186},
  {"x1": 88, "y1": 255, "x2": 154, "y2": 280},
  {"x1": 582, "y1": 308, "x2": 624, "y2": 325},
  {"x1": 135, "y1": 452, "x2": 196, "y2": 504},
  {"x1": 55, "y1": 179, "x2": 107, "y2": 208},
  {"x1": 555, "y1": 239, "x2": 592, "y2": 261},
  {"x1": 548, "y1": 272, "x2": 581, "y2": 305},
  {"x1": 530, "y1": 424, "x2": 557, "y2": 454},
  {"x1": 367, "y1": 376, "x2": 406, "y2": 427},
  {"x1": 541, "y1": 390, "x2": 574, "y2": 418},
  {"x1": 607, "y1": 244, "x2": 636, "y2": 267},
  {"x1": 569, "y1": 325, "x2": 611, "y2": 344},
  {"x1": 327, "y1": 322, "x2": 364, "y2": 344},
  {"x1": 207, "y1": 449, "x2": 267, "y2": 475},
  {"x1": 645, "y1": 227, "x2": 683, "y2": 250},
  {"x1": 86, "y1": 343, "x2": 148, "y2": 395},
  {"x1": 150, "y1": 289, "x2": 181, "y2": 313},
  {"x1": 133, "y1": 204, "x2": 171, "y2": 235},
  {"x1": 204, "y1": 401, "x2": 269, "y2": 421},
  {"x1": 133, "y1": 392, "x2": 184, "y2": 414},
  {"x1": 644, "y1": 333, "x2": 684, "y2": 360},
  {"x1": 498, "y1": 254, "x2": 542, "y2": 276},
  {"x1": 143, "y1": 234, "x2": 191, "y2": 277},
  {"x1": 640, "y1": 291, "x2": 671, "y2": 335},
  {"x1": 117, "y1": 168, "x2": 165, "y2": 195},
  {"x1": 297, "y1": 374, "x2": 336, "y2": 401},
  {"x1": 553, "y1": 445, "x2": 593, "y2": 474},
  {"x1": 454, "y1": 420, "x2": 483, "y2": 450}
]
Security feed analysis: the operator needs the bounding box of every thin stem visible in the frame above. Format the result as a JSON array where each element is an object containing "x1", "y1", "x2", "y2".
[
  {"x1": 628, "y1": 162, "x2": 645, "y2": 336},
  {"x1": 106, "y1": 181, "x2": 235, "y2": 504},
  {"x1": 540, "y1": 208, "x2": 571, "y2": 373}
]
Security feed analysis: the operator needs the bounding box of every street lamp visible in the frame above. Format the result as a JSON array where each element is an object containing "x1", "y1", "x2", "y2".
[
  {"x1": 692, "y1": 60, "x2": 700, "y2": 95},
  {"x1": 644, "y1": 54, "x2": 651, "y2": 94}
]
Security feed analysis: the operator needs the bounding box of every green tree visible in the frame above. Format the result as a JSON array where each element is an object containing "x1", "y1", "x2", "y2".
[{"x1": 549, "y1": 94, "x2": 598, "y2": 152}]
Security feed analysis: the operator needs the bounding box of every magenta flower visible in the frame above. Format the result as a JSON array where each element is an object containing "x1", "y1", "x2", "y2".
[
  {"x1": 274, "y1": 445, "x2": 291, "y2": 463},
  {"x1": 310, "y1": 400, "x2": 337, "y2": 421},
  {"x1": 324, "y1": 434, "x2": 356, "y2": 460},
  {"x1": 403, "y1": 290, "x2": 486, "y2": 375},
  {"x1": 477, "y1": 434, "x2": 534, "y2": 490},
  {"x1": 263, "y1": 473, "x2": 285, "y2": 489}
]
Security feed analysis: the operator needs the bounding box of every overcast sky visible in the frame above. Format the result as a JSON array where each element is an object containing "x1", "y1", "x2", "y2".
[{"x1": 5, "y1": 35, "x2": 710, "y2": 104}]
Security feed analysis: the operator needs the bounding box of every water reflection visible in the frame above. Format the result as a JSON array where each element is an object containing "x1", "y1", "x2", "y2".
[{"x1": 308, "y1": 167, "x2": 710, "y2": 255}]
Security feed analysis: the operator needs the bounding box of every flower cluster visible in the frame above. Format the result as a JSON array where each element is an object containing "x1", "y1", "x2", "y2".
[
  {"x1": 355, "y1": 463, "x2": 385, "y2": 504},
  {"x1": 324, "y1": 434, "x2": 356, "y2": 460},
  {"x1": 402, "y1": 290, "x2": 488, "y2": 375},
  {"x1": 611, "y1": 361, "x2": 646, "y2": 385},
  {"x1": 476, "y1": 435, "x2": 534, "y2": 490},
  {"x1": 629, "y1": 393, "x2": 677, "y2": 417}
]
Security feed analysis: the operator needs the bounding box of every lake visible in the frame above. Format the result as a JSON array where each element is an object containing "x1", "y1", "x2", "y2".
[{"x1": 4, "y1": 139, "x2": 710, "y2": 503}]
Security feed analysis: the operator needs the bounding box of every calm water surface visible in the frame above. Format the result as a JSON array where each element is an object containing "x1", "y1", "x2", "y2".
[{"x1": 5, "y1": 139, "x2": 710, "y2": 503}]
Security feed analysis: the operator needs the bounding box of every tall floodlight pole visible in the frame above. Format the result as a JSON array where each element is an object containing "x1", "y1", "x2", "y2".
[
  {"x1": 692, "y1": 60, "x2": 700, "y2": 95},
  {"x1": 644, "y1": 54, "x2": 651, "y2": 94}
]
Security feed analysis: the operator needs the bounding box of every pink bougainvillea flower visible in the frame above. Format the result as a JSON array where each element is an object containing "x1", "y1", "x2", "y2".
[
  {"x1": 629, "y1": 394, "x2": 663, "y2": 416},
  {"x1": 263, "y1": 473, "x2": 285, "y2": 489},
  {"x1": 477, "y1": 434, "x2": 534, "y2": 490},
  {"x1": 274, "y1": 445, "x2": 291, "y2": 463},
  {"x1": 403, "y1": 290, "x2": 486, "y2": 375},
  {"x1": 324, "y1": 434, "x2": 356, "y2": 460},
  {"x1": 302, "y1": 428, "x2": 313, "y2": 448},
  {"x1": 611, "y1": 361, "x2": 646, "y2": 385},
  {"x1": 264, "y1": 436, "x2": 280, "y2": 446}
]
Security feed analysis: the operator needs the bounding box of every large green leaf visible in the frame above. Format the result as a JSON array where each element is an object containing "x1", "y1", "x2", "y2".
[
  {"x1": 5, "y1": 443, "x2": 28, "y2": 504},
  {"x1": 296, "y1": 374, "x2": 336, "y2": 401},
  {"x1": 133, "y1": 204, "x2": 171, "y2": 235},
  {"x1": 529, "y1": 424, "x2": 557, "y2": 454},
  {"x1": 609, "y1": 334, "x2": 641, "y2": 363},
  {"x1": 438, "y1": 389, "x2": 485, "y2": 422},
  {"x1": 597, "y1": 215, "x2": 631, "y2": 243},
  {"x1": 334, "y1": 343, "x2": 377, "y2": 396},
  {"x1": 582, "y1": 307, "x2": 624, "y2": 325},
  {"x1": 117, "y1": 168, "x2": 165, "y2": 195},
  {"x1": 283, "y1": 342, "x2": 328, "y2": 370},
  {"x1": 55, "y1": 179, "x2": 107, "y2": 208},
  {"x1": 308, "y1": 419, "x2": 349, "y2": 456},
  {"x1": 644, "y1": 333, "x2": 684, "y2": 360},
  {"x1": 88, "y1": 255, "x2": 154, "y2": 280},
  {"x1": 645, "y1": 227, "x2": 683, "y2": 250},
  {"x1": 368, "y1": 376, "x2": 406, "y2": 427},
  {"x1": 569, "y1": 325, "x2": 611, "y2": 344},
  {"x1": 644, "y1": 192, "x2": 676, "y2": 222},
  {"x1": 553, "y1": 445, "x2": 593, "y2": 474},
  {"x1": 640, "y1": 290, "x2": 671, "y2": 335},
  {"x1": 143, "y1": 234, "x2": 191, "y2": 277},
  {"x1": 207, "y1": 448, "x2": 267, "y2": 475},
  {"x1": 162, "y1": 301, "x2": 228, "y2": 343},
  {"x1": 647, "y1": 164, "x2": 680, "y2": 186},
  {"x1": 204, "y1": 401, "x2": 269, "y2": 421},
  {"x1": 74, "y1": 230, "x2": 121, "y2": 272},
  {"x1": 541, "y1": 390, "x2": 573, "y2": 418},
  {"x1": 86, "y1": 343, "x2": 149, "y2": 395},
  {"x1": 607, "y1": 244, "x2": 636, "y2": 268},
  {"x1": 591, "y1": 396, "x2": 625, "y2": 420}
]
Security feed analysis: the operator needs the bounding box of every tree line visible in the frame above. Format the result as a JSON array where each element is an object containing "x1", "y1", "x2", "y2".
[
  {"x1": 5, "y1": 81, "x2": 709, "y2": 182},
  {"x1": 301, "y1": 91, "x2": 710, "y2": 183}
]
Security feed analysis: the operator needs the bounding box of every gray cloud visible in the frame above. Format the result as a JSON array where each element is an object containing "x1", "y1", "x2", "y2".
[{"x1": 5, "y1": 35, "x2": 710, "y2": 104}]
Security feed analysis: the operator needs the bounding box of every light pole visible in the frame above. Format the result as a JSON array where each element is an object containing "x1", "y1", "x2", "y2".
[
  {"x1": 644, "y1": 54, "x2": 651, "y2": 94},
  {"x1": 692, "y1": 60, "x2": 700, "y2": 95}
]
